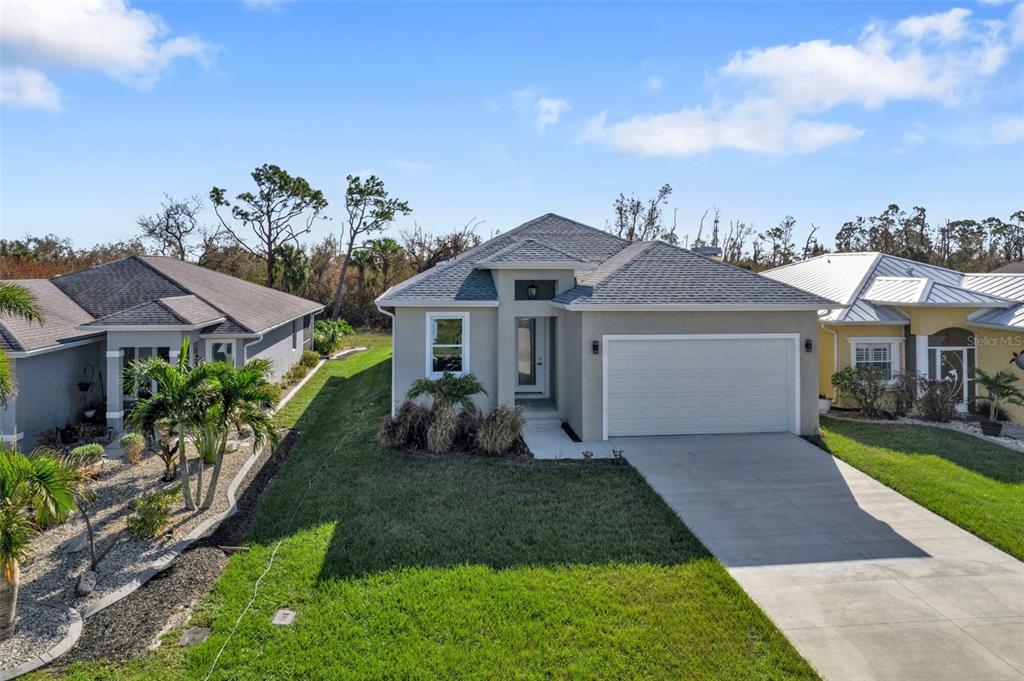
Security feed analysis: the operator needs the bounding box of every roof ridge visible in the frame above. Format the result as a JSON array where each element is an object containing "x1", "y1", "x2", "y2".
[
  {"x1": 134, "y1": 256, "x2": 251, "y2": 333},
  {"x1": 586, "y1": 240, "x2": 657, "y2": 287},
  {"x1": 154, "y1": 298, "x2": 190, "y2": 324}
]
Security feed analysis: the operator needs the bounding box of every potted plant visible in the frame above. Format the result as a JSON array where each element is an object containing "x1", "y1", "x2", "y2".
[
  {"x1": 818, "y1": 394, "x2": 832, "y2": 415},
  {"x1": 974, "y1": 369, "x2": 1024, "y2": 437}
]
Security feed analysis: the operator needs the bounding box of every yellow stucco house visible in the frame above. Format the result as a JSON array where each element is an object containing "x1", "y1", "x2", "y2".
[{"x1": 764, "y1": 253, "x2": 1024, "y2": 421}]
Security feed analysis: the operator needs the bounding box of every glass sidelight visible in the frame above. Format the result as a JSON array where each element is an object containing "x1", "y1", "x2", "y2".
[{"x1": 517, "y1": 318, "x2": 537, "y2": 385}]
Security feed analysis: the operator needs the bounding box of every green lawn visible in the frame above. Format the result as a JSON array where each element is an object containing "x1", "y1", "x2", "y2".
[
  {"x1": 42, "y1": 342, "x2": 816, "y2": 680},
  {"x1": 820, "y1": 416, "x2": 1024, "y2": 560}
]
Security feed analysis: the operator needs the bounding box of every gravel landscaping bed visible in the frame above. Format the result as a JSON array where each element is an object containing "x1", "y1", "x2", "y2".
[
  {"x1": 0, "y1": 437, "x2": 256, "y2": 673},
  {"x1": 57, "y1": 429, "x2": 299, "y2": 664}
]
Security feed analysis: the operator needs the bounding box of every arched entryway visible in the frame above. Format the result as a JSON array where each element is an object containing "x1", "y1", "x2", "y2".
[{"x1": 927, "y1": 327, "x2": 976, "y2": 407}]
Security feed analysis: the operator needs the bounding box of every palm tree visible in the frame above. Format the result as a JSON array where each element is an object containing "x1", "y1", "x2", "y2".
[
  {"x1": 349, "y1": 248, "x2": 375, "y2": 295},
  {"x1": 975, "y1": 369, "x2": 1024, "y2": 423},
  {"x1": 199, "y1": 358, "x2": 280, "y2": 509},
  {"x1": 406, "y1": 372, "x2": 486, "y2": 413},
  {"x1": 0, "y1": 446, "x2": 78, "y2": 640},
  {"x1": 273, "y1": 243, "x2": 310, "y2": 295},
  {"x1": 0, "y1": 283, "x2": 43, "y2": 406},
  {"x1": 369, "y1": 238, "x2": 403, "y2": 291},
  {"x1": 126, "y1": 338, "x2": 217, "y2": 510}
]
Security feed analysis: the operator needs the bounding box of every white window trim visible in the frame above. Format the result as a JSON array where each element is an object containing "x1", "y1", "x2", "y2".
[
  {"x1": 849, "y1": 336, "x2": 903, "y2": 381},
  {"x1": 206, "y1": 339, "x2": 237, "y2": 365},
  {"x1": 425, "y1": 312, "x2": 470, "y2": 378}
]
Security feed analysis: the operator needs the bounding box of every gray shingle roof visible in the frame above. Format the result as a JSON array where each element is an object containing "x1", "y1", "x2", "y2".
[
  {"x1": 553, "y1": 241, "x2": 836, "y2": 307},
  {"x1": 378, "y1": 214, "x2": 629, "y2": 304},
  {"x1": 476, "y1": 239, "x2": 587, "y2": 266},
  {"x1": 139, "y1": 256, "x2": 321, "y2": 333},
  {"x1": 81, "y1": 295, "x2": 225, "y2": 328},
  {"x1": 0, "y1": 280, "x2": 100, "y2": 352},
  {"x1": 51, "y1": 257, "x2": 188, "y2": 318}
]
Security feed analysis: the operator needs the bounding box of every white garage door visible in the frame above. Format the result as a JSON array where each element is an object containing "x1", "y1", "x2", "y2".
[{"x1": 604, "y1": 335, "x2": 798, "y2": 437}]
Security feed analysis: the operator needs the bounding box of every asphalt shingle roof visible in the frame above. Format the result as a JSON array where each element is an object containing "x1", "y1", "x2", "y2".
[
  {"x1": 554, "y1": 241, "x2": 836, "y2": 307},
  {"x1": 379, "y1": 213, "x2": 829, "y2": 308},
  {"x1": 139, "y1": 256, "x2": 321, "y2": 333},
  {"x1": 157, "y1": 295, "x2": 224, "y2": 325},
  {"x1": 51, "y1": 257, "x2": 188, "y2": 318},
  {"x1": 0, "y1": 280, "x2": 100, "y2": 352},
  {"x1": 81, "y1": 295, "x2": 225, "y2": 328}
]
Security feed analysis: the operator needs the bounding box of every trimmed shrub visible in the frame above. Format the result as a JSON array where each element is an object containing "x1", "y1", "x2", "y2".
[
  {"x1": 120, "y1": 432, "x2": 145, "y2": 465},
  {"x1": 283, "y1": 363, "x2": 309, "y2": 385},
  {"x1": 916, "y1": 379, "x2": 958, "y2": 422},
  {"x1": 476, "y1": 405, "x2": 526, "y2": 456},
  {"x1": 886, "y1": 371, "x2": 917, "y2": 416},
  {"x1": 127, "y1": 484, "x2": 181, "y2": 537},
  {"x1": 313, "y1": 319, "x2": 355, "y2": 354},
  {"x1": 68, "y1": 443, "x2": 105, "y2": 471},
  {"x1": 300, "y1": 350, "x2": 320, "y2": 368},
  {"x1": 831, "y1": 366, "x2": 887, "y2": 418},
  {"x1": 427, "y1": 404, "x2": 458, "y2": 454}
]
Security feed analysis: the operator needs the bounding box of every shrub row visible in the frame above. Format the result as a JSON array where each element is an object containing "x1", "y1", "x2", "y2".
[{"x1": 378, "y1": 400, "x2": 526, "y2": 457}]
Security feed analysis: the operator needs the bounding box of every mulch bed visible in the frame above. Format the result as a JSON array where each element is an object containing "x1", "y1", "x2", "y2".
[{"x1": 55, "y1": 428, "x2": 300, "y2": 665}]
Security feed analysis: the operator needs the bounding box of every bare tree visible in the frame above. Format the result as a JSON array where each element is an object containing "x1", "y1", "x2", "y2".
[
  {"x1": 137, "y1": 194, "x2": 204, "y2": 260},
  {"x1": 210, "y1": 164, "x2": 327, "y2": 288},
  {"x1": 802, "y1": 223, "x2": 821, "y2": 259},
  {"x1": 401, "y1": 220, "x2": 482, "y2": 274},
  {"x1": 330, "y1": 175, "x2": 411, "y2": 319},
  {"x1": 609, "y1": 184, "x2": 673, "y2": 242}
]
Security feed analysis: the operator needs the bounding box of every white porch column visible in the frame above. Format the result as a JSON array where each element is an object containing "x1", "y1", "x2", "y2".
[
  {"x1": 916, "y1": 335, "x2": 929, "y2": 378},
  {"x1": 106, "y1": 349, "x2": 124, "y2": 433}
]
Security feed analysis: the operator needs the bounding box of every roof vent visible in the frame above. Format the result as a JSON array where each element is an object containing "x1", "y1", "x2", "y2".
[{"x1": 692, "y1": 246, "x2": 723, "y2": 260}]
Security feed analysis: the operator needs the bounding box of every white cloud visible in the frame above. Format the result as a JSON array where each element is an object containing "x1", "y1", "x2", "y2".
[
  {"x1": 896, "y1": 8, "x2": 973, "y2": 42},
  {"x1": 645, "y1": 76, "x2": 664, "y2": 92},
  {"x1": 1012, "y1": 2, "x2": 1024, "y2": 44},
  {"x1": 0, "y1": 67, "x2": 61, "y2": 112},
  {"x1": 978, "y1": 0, "x2": 1011, "y2": 6},
  {"x1": 991, "y1": 115, "x2": 1024, "y2": 143},
  {"x1": 535, "y1": 97, "x2": 569, "y2": 131},
  {"x1": 582, "y1": 101, "x2": 862, "y2": 156},
  {"x1": 0, "y1": 0, "x2": 211, "y2": 109},
  {"x1": 395, "y1": 159, "x2": 432, "y2": 174},
  {"x1": 585, "y1": 4, "x2": 1021, "y2": 157}
]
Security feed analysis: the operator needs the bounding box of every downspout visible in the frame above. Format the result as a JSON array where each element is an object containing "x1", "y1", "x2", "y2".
[
  {"x1": 820, "y1": 322, "x2": 839, "y2": 398},
  {"x1": 376, "y1": 305, "x2": 397, "y2": 416}
]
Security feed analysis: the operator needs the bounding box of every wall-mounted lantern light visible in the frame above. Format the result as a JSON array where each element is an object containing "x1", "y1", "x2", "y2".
[
  {"x1": 592, "y1": 340, "x2": 600, "y2": 355},
  {"x1": 805, "y1": 339, "x2": 813, "y2": 353},
  {"x1": 527, "y1": 283, "x2": 538, "y2": 300}
]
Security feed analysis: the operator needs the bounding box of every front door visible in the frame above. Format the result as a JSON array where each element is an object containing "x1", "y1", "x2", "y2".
[
  {"x1": 932, "y1": 347, "x2": 976, "y2": 407},
  {"x1": 515, "y1": 317, "x2": 548, "y2": 396}
]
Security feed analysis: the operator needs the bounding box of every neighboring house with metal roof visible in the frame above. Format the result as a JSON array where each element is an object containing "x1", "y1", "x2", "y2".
[
  {"x1": 763, "y1": 252, "x2": 1024, "y2": 420},
  {"x1": 2, "y1": 256, "x2": 321, "y2": 446},
  {"x1": 376, "y1": 213, "x2": 839, "y2": 441}
]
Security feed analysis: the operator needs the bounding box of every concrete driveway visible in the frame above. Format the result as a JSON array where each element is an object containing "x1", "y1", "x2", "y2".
[{"x1": 621, "y1": 432, "x2": 1024, "y2": 681}]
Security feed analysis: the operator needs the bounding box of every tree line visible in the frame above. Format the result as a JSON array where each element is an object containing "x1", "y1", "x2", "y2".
[
  {"x1": 0, "y1": 164, "x2": 484, "y2": 328},
  {"x1": 607, "y1": 185, "x2": 1024, "y2": 272}
]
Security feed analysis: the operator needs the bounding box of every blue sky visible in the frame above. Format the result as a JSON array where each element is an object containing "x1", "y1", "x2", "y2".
[{"x1": 1, "y1": 1, "x2": 1022, "y2": 250}]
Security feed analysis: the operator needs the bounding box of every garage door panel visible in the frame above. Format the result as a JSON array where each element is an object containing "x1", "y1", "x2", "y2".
[{"x1": 605, "y1": 336, "x2": 796, "y2": 436}]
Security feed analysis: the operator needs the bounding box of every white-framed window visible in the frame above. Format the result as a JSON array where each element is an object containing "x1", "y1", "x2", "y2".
[
  {"x1": 425, "y1": 312, "x2": 470, "y2": 377},
  {"x1": 211, "y1": 342, "x2": 233, "y2": 363},
  {"x1": 292, "y1": 320, "x2": 298, "y2": 349},
  {"x1": 849, "y1": 337, "x2": 903, "y2": 381}
]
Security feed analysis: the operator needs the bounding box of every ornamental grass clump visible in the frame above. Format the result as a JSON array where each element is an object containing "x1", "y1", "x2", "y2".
[
  {"x1": 376, "y1": 400, "x2": 433, "y2": 450},
  {"x1": 119, "y1": 432, "x2": 145, "y2": 465},
  {"x1": 68, "y1": 443, "x2": 105, "y2": 472},
  {"x1": 427, "y1": 404, "x2": 458, "y2": 454},
  {"x1": 476, "y1": 405, "x2": 525, "y2": 456}
]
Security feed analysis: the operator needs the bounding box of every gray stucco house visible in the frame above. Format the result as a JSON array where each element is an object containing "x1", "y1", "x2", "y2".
[
  {"x1": 1, "y1": 256, "x2": 321, "y2": 446},
  {"x1": 376, "y1": 214, "x2": 838, "y2": 441}
]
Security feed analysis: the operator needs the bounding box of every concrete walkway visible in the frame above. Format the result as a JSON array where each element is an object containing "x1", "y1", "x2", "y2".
[{"x1": 623, "y1": 432, "x2": 1023, "y2": 681}]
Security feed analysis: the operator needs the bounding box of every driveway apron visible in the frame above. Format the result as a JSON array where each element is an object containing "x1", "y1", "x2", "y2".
[{"x1": 621, "y1": 432, "x2": 1024, "y2": 681}]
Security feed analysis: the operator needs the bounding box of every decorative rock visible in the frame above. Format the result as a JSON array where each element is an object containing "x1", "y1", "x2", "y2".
[
  {"x1": 77, "y1": 571, "x2": 97, "y2": 596},
  {"x1": 225, "y1": 441, "x2": 240, "y2": 454},
  {"x1": 61, "y1": 533, "x2": 89, "y2": 554},
  {"x1": 179, "y1": 627, "x2": 210, "y2": 646}
]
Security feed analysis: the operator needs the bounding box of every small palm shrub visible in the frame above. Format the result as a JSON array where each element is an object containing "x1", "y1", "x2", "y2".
[
  {"x1": 406, "y1": 372, "x2": 486, "y2": 413},
  {"x1": 68, "y1": 443, "x2": 105, "y2": 471},
  {"x1": 974, "y1": 369, "x2": 1024, "y2": 423},
  {"x1": 127, "y1": 485, "x2": 181, "y2": 538},
  {"x1": 313, "y1": 319, "x2": 355, "y2": 354},
  {"x1": 973, "y1": 399, "x2": 1010, "y2": 421},
  {"x1": 831, "y1": 367, "x2": 887, "y2": 418},
  {"x1": 300, "y1": 350, "x2": 320, "y2": 368},
  {"x1": 119, "y1": 433, "x2": 144, "y2": 465},
  {"x1": 427, "y1": 404, "x2": 458, "y2": 454},
  {"x1": 476, "y1": 405, "x2": 526, "y2": 456},
  {"x1": 915, "y1": 378, "x2": 958, "y2": 422}
]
